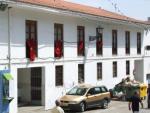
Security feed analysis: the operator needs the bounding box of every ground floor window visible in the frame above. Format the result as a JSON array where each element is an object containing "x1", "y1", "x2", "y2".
[
  {"x1": 55, "y1": 65, "x2": 63, "y2": 86},
  {"x1": 97, "y1": 63, "x2": 102, "y2": 80},
  {"x1": 78, "y1": 64, "x2": 84, "y2": 83},
  {"x1": 113, "y1": 61, "x2": 117, "y2": 77},
  {"x1": 126, "y1": 60, "x2": 130, "y2": 75}
]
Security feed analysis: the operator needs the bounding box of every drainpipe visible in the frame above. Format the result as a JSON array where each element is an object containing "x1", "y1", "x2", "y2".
[{"x1": 7, "y1": 7, "x2": 12, "y2": 71}]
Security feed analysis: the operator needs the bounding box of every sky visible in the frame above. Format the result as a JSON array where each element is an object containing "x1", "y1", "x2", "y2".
[{"x1": 65, "y1": 0, "x2": 150, "y2": 21}]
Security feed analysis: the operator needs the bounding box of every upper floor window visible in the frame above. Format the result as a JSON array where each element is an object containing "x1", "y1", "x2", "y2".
[
  {"x1": 96, "y1": 28, "x2": 103, "y2": 55},
  {"x1": 112, "y1": 30, "x2": 118, "y2": 55},
  {"x1": 77, "y1": 26, "x2": 85, "y2": 56},
  {"x1": 55, "y1": 65, "x2": 63, "y2": 86},
  {"x1": 113, "y1": 61, "x2": 117, "y2": 77},
  {"x1": 54, "y1": 23, "x2": 63, "y2": 58},
  {"x1": 125, "y1": 31, "x2": 130, "y2": 54},
  {"x1": 26, "y1": 20, "x2": 38, "y2": 61},
  {"x1": 137, "y1": 32, "x2": 141, "y2": 54},
  {"x1": 78, "y1": 64, "x2": 84, "y2": 83},
  {"x1": 97, "y1": 63, "x2": 102, "y2": 80},
  {"x1": 126, "y1": 60, "x2": 130, "y2": 75}
]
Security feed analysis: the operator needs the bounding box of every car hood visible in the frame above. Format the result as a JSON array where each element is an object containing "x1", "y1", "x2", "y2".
[{"x1": 60, "y1": 95, "x2": 85, "y2": 102}]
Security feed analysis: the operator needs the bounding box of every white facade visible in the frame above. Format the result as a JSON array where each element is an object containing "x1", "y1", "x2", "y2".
[
  {"x1": 143, "y1": 31, "x2": 150, "y2": 84},
  {"x1": 0, "y1": 2, "x2": 150, "y2": 113}
]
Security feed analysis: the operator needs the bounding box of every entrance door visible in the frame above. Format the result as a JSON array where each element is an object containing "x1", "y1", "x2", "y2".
[{"x1": 31, "y1": 67, "x2": 42, "y2": 105}]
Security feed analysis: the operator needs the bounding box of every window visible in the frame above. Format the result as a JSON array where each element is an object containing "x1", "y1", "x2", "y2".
[
  {"x1": 125, "y1": 31, "x2": 130, "y2": 54},
  {"x1": 26, "y1": 20, "x2": 38, "y2": 59},
  {"x1": 87, "y1": 88, "x2": 95, "y2": 95},
  {"x1": 112, "y1": 30, "x2": 118, "y2": 55},
  {"x1": 54, "y1": 23, "x2": 63, "y2": 58},
  {"x1": 77, "y1": 26, "x2": 85, "y2": 56},
  {"x1": 78, "y1": 64, "x2": 84, "y2": 83},
  {"x1": 113, "y1": 61, "x2": 117, "y2": 77},
  {"x1": 97, "y1": 63, "x2": 102, "y2": 80},
  {"x1": 100, "y1": 86, "x2": 108, "y2": 93},
  {"x1": 94, "y1": 87, "x2": 101, "y2": 94},
  {"x1": 146, "y1": 74, "x2": 150, "y2": 80},
  {"x1": 55, "y1": 65, "x2": 63, "y2": 86},
  {"x1": 126, "y1": 60, "x2": 130, "y2": 75},
  {"x1": 96, "y1": 28, "x2": 103, "y2": 55},
  {"x1": 137, "y1": 32, "x2": 141, "y2": 54}
]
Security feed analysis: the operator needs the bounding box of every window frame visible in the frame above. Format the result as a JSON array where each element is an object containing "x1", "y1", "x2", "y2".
[
  {"x1": 112, "y1": 30, "x2": 118, "y2": 55},
  {"x1": 78, "y1": 64, "x2": 84, "y2": 83},
  {"x1": 137, "y1": 32, "x2": 141, "y2": 54},
  {"x1": 97, "y1": 62, "x2": 102, "y2": 80},
  {"x1": 25, "y1": 20, "x2": 38, "y2": 58},
  {"x1": 113, "y1": 61, "x2": 117, "y2": 77},
  {"x1": 55, "y1": 65, "x2": 63, "y2": 86},
  {"x1": 54, "y1": 23, "x2": 64, "y2": 58},
  {"x1": 126, "y1": 60, "x2": 130, "y2": 75},
  {"x1": 96, "y1": 28, "x2": 103, "y2": 55},
  {"x1": 125, "y1": 31, "x2": 130, "y2": 55},
  {"x1": 77, "y1": 26, "x2": 85, "y2": 56}
]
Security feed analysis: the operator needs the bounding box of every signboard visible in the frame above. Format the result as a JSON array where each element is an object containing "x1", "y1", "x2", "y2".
[
  {"x1": 0, "y1": 70, "x2": 10, "y2": 113},
  {"x1": 89, "y1": 36, "x2": 97, "y2": 41}
]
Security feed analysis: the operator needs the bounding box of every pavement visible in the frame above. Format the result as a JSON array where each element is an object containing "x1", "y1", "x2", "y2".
[{"x1": 18, "y1": 99, "x2": 150, "y2": 113}]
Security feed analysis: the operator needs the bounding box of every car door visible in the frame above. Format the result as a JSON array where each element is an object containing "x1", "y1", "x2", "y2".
[
  {"x1": 86, "y1": 87, "x2": 98, "y2": 108},
  {"x1": 100, "y1": 86, "x2": 110, "y2": 99},
  {"x1": 93, "y1": 87, "x2": 102, "y2": 105}
]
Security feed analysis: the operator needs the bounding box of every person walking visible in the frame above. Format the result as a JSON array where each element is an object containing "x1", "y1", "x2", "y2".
[
  {"x1": 51, "y1": 100, "x2": 64, "y2": 113},
  {"x1": 128, "y1": 91, "x2": 143, "y2": 113},
  {"x1": 147, "y1": 84, "x2": 150, "y2": 108}
]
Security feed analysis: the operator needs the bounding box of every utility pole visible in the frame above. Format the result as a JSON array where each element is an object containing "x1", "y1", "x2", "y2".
[{"x1": 7, "y1": 6, "x2": 12, "y2": 71}]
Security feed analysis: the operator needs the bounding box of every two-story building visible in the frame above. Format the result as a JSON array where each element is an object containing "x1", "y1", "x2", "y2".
[{"x1": 0, "y1": 0, "x2": 150, "y2": 113}]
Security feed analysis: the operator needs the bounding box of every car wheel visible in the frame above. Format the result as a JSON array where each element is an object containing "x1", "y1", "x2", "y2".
[
  {"x1": 80, "y1": 102, "x2": 85, "y2": 112},
  {"x1": 102, "y1": 100, "x2": 108, "y2": 109}
]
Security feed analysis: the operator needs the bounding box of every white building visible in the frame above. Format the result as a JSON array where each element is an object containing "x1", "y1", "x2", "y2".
[{"x1": 0, "y1": 0, "x2": 150, "y2": 113}]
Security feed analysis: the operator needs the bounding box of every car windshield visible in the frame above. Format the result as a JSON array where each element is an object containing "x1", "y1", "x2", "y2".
[{"x1": 66, "y1": 86, "x2": 88, "y2": 96}]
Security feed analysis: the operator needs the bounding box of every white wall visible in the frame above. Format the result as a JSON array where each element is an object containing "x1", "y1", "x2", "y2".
[
  {"x1": 0, "y1": 8, "x2": 144, "y2": 60},
  {"x1": 144, "y1": 57, "x2": 150, "y2": 83},
  {"x1": 0, "y1": 11, "x2": 8, "y2": 60},
  {"x1": 0, "y1": 6, "x2": 146, "y2": 112}
]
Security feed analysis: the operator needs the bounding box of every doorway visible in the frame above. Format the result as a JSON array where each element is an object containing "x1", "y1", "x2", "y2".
[
  {"x1": 31, "y1": 67, "x2": 42, "y2": 105},
  {"x1": 134, "y1": 60, "x2": 144, "y2": 82},
  {"x1": 17, "y1": 67, "x2": 43, "y2": 106}
]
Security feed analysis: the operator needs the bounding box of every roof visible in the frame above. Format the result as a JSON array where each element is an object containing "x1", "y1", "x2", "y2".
[{"x1": 9, "y1": 0, "x2": 150, "y2": 25}]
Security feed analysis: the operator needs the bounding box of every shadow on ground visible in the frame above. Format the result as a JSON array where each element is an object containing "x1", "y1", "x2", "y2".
[{"x1": 65, "y1": 107, "x2": 102, "y2": 113}]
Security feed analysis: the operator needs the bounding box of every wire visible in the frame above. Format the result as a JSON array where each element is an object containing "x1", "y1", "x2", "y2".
[{"x1": 105, "y1": 0, "x2": 149, "y2": 30}]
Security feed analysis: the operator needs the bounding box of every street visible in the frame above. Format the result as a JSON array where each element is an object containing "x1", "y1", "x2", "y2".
[
  {"x1": 19, "y1": 99, "x2": 150, "y2": 113},
  {"x1": 65, "y1": 100, "x2": 150, "y2": 113}
]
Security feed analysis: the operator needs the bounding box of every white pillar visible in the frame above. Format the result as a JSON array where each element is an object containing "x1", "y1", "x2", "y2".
[{"x1": 9, "y1": 66, "x2": 17, "y2": 113}]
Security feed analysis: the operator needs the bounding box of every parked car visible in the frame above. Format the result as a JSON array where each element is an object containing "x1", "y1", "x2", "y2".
[{"x1": 60, "y1": 84, "x2": 111, "y2": 112}]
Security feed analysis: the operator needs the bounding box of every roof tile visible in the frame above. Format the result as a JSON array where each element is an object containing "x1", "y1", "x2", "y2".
[{"x1": 12, "y1": 0, "x2": 149, "y2": 25}]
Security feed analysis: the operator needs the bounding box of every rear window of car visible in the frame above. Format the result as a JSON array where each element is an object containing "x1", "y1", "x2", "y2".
[{"x1": 100, "y1": 86, "x2": 108, "y2": 93}]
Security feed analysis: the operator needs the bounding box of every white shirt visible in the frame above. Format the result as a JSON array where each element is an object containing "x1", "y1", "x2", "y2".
[{"x1": 51, "y1": 106, "x2": 65, "y2": 113}]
